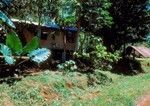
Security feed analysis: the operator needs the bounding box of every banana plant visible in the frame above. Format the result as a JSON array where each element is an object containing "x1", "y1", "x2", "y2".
[
  {"x1": 0, "y1": 44, "x2": 15, "y2": 65},
  {"x1": 0, "y1": 32, "x2": 51, "y2": 65},
  {"x1": 0, "y1": 10, "x2": 51, "y2": 65},
  {"x1": 0, "y1": 10, "x2": 15, "y2": 28}
]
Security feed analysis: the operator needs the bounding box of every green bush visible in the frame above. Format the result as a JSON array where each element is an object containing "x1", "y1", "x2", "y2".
[
  {"x1": 75, "y1": 34, "x2": 120, "y2": 71},
  {"x1": 57, "y1": 60, "x2": 78, "y2": 73}
]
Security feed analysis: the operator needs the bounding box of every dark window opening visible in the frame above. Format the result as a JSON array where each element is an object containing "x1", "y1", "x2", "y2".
[
  {"x1": 66, "y1": 31, "x2": 76, "y2": 43},
  {"x1": 66, "y1": 50, "x2": 74, "y2": 60},
  {"x1": 51, "y1": 49, "x2": 74, "y2": 61},
  {"x1": 41, "y1": 32, "x2": 49, "y2": 40},
  {"x1": 51, "y1": 49, "x2": 63, "y2": 60},
  {"x1": 26, "y1": 26, "x2": 36, "y2": 35}
]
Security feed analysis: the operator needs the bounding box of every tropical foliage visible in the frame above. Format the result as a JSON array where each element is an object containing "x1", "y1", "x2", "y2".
[
  {"x1": 101, "y1": 0, "x2": 150, "y2": 51},
  {"x1": 0, "y1": 0, "x2": 150, "y2": 70},
  {"x1": 0, "y1": 10, "x2": 15, "y2": 28},
  {"x1": 78, "y1": 0, "x2": 113, "y2": 32},
  {"x1": 28, "y1": 48, "x2": 51, "y2": 64},
  {"x1": 0, "y1": 1, "x2": 150, "y2": 105},
  {"x1": 0, "y1": 44, "x2": 15, "y2": 65},
  {"x1": 75, "y1": 33, "x2": 120, "y2": 71},
  {"x1": 0, "y1": 32, "x2": 51, "y2": 65},
  {"x1": 0, "y1": 10, "x2": 51, "y2": 65}
]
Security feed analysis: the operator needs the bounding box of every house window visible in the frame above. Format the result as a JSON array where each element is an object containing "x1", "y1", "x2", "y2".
[
  {"x1": 66, "y1": 31, "x2": 76, "y2": 43},
  {"x1": 41, "y1": 32, "x2": 49, "y2": 40}
]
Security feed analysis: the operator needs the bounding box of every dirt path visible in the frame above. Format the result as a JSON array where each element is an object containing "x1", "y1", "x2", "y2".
[{"x1": 136, "y1": 92, "x2": 150, "y2": 106}]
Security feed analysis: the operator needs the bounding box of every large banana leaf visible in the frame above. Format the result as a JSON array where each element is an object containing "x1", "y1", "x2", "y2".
[
  {"x1": 0, "y1": 44, "x2": 12, "y2": 56},
  {"x1": 0, "y1": 10, "x2": 15, "y2": 28},
  {"x1": 0, "y1": 44, "x2": 15, "y2": 65},
  {"x1": 23, "y1": 36, "x2": 40, "y2": 54},
  {"x1": 1, "y1": 0, "x2": 12, "y2": 7},
  {"x1": 6, "y1": 32, "x2": 23, "y2": 55},
  {"x1": 28, "y1": 48, "x2": 51, "y2": 64},
  {"x1": 4, "y1": 56, "x2": 15, "y2": 65}
]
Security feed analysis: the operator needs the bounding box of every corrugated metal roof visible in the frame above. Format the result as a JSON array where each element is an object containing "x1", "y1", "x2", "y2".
[
  {"x1": 63, "y1": 27, "x2": 78, "y2": 32},
  {"x1": 12, "y1": 18, "x2": 78, "y2": 32},
  {"x1": 128, "y1": 46, "x2": 150, "y2": 58},
  {"x1": 12, "y1": 18, "x2": 39, "y2": 25},
  {"x1": 43, "y1": 24, "x2": 60, "y2": 29}
]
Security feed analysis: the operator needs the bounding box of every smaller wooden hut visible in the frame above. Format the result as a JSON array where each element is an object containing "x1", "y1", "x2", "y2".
[
  {"x1": 12, "y1": 19, "x2": 79, "y2": 61},
  {"x1": 125, "y1": 46, "x2": 150, "y2": 59}
]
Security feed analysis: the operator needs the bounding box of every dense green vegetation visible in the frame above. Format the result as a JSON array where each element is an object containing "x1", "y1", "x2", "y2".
[
  {"x1": 0, "y1": 0, "x2": 150, "y2": 105},
  {"x1": 0, "y1": 0, "x2": 52, "y2": 63}
]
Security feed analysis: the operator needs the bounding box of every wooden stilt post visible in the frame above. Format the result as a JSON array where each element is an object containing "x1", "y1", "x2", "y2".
[{"x1": 62, "y1": 31, "x2": 66, "y2": 62}]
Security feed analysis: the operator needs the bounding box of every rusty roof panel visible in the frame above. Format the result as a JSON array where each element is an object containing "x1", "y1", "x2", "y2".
[{"x1": 130, "y1": 46, "x2": 150, "y2": 58}]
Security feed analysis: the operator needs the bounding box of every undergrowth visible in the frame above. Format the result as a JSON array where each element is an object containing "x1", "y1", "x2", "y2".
[{"x1": 0, "y1": 69, "x2": 149, "y2": 106}]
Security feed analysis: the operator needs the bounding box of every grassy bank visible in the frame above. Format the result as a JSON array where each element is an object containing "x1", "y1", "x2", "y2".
[
  {"x1": 90, "y1": 73, "x2": 150, "y2": 106},
  {"x1": 0, "y1": 69, "x2": 150, "y2": 106}
]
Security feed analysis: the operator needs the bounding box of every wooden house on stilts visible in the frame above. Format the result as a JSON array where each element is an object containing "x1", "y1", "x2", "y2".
[{"x1": 12, "y1": 19, "x2": 79, "y2": 61}]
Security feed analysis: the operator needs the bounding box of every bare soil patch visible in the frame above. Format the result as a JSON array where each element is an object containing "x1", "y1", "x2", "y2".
[
  {"x1": 136, "y1": 92, "x2": 150, "y2": 106},
  {"x1": 2, "y1": 93, "x2": 14, "y2": 106},
  {"x1": 40, "y1": 86, "x2": 60, "y2": 102}
]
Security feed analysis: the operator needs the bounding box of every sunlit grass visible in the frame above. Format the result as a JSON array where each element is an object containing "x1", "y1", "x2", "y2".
[{"x1": 0, "y1": 68, "x2": 150, "y2": 106}]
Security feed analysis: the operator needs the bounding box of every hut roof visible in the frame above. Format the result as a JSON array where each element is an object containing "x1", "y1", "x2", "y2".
[
  {"x1": 127, "y1": 46, "x2": 150, "y2": 58},
  {"x1": 12, "y1": 18, "x2": 78, "y2": 32},
  {"x1": 63, "y1": 27, "x2": 78, "y2": 32}
]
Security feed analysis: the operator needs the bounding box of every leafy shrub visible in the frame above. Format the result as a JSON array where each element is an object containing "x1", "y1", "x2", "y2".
[
  {"x1": 91, "y1": 40, "x2": 120, "y2": 70},
  {"x1": 75, "y1": 34, "x2": 120, "y2": 71},
  {"x1": 57, "y1": 60, "x2": 78, "y2": 73},
  {"x1": 87, "y1": 70, "x2": 113, "y2": 86}
]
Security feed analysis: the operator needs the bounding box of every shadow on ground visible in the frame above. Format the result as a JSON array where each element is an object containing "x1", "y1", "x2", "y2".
[
  {"x1": 112, "y1": 58, "x2": 144, "y2": 75},
  {"x1": 0, "y1": 60, "x2": 41, "y2": 85}
]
